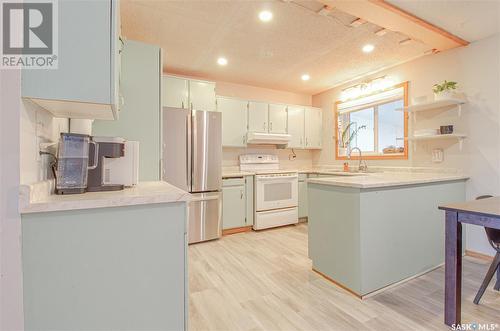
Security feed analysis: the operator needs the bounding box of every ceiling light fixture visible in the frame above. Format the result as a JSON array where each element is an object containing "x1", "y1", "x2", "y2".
[
  {"x1": 259, "y1": 10, "x2": 273, "y2": 22},
  {"x1": 362, "y1": 44, "x2": 375, "y2": 53},
  {"x1": 301, "y1": 74, "x2": 310, "y2": 81},
  {"x1": 217, "y1": 57, "x2": 228, "y2": 66}
]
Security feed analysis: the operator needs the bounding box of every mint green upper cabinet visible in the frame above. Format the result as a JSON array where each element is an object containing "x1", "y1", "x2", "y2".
[
  {"x1": 162, "y1": 76, "x2": 215, "y2": 111},
  {"x1": 216, "y1": 97, "x2": 248, "y2": 147},
  {"x1": 189, "y1": 80, "x2": 216, "y2": 111},
  {"x1": 162, "y1": 76, "x2": 189, "y2": 109},
  {"x1": 222, "y1": 179, "x2": 247, "y2": 230},
  {"x1": 268, "y1": 104, "x2": 288, "y2": 134},
  {"x1": 21, "y1": 0, "x2": 121, "y2": 120},
  {"x1": 248, "y1": 101, "x2": 269, "y2": 133},
  {"x1": 287, "y1": 106, "x2": 305, "y2": 148},
  {"x1": 305, "y1": 107, "x2": 323, "y2": 149}
]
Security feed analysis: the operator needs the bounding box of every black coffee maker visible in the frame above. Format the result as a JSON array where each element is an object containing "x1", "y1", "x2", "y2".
[{"x1": 87, "y1": 137, "x2": 125, "y2": 192}]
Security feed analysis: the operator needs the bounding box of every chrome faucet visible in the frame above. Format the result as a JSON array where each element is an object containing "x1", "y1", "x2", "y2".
[{"x1": 347, "y1": 147, "x2": 368, "y2": 172}]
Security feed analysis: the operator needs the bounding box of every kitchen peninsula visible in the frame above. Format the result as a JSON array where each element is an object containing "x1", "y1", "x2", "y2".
[
  {"x1": 19, "y1": 181, "x2": 190, "y2": 331},
  {"x1": 307, "y1": 172, "x2": 468, "y2": 298}
]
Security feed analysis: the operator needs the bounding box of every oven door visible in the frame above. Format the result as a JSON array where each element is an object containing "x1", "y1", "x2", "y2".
[{"x1": 255, "y1": 174, "x2": 298, "y2": 211}]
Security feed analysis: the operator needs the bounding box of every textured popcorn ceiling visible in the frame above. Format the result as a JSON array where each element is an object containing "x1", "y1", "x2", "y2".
[{"x1": 121, "y1": 0, "x2": 431, "y2": 95}]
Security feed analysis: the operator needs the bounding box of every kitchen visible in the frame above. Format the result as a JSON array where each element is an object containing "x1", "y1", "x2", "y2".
[{"x1": 1, "y1": 0, "x2": 500, "y2": 330}]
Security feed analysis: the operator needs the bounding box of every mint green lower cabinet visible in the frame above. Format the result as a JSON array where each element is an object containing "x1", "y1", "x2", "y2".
[
  {"x1": 222, "y1": 178, "x2": 246, "y2": 230},
  {"x1": 308, "y1": 180, "x2": 466, "y2": 296},
  {"x1": 21, "y1": 203, "x2": 187, "y2": 331},
  {"x1": 298, "y1": 180, "x2": 308, "y2": 218},
  {"x1": 245, "y1": 176, "x2": 254, "y2": 226}
]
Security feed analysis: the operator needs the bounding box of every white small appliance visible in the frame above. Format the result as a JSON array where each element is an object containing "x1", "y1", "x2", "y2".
[
  {"x1": 102, "y1": 140, "x2": 140, "y2": 187},
  {"x1": 239, "y1": 154, "x2": 298, "y2": 230}
]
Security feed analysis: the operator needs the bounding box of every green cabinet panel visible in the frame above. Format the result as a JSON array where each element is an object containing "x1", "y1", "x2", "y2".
[
  {"x1": 22, "y1": 202, "x2": 187, "y2": 331},
  {"x1": 308, "y1": 180, "x2": 466, "y2": 296},
  {"x1": 298, "y1": 180, "x2": 308, "y2": 218},
  {"x1": 222, "y1": 179, "x2": 246, "y2": 230},
  {"x1": 245, "y1": 176, "x2": 254, "y2": 226},
  {"x1": 22, "y1": 0, "x2": 120, "y2": 119},
  {"x1": 93, "y1": 40, "x2": 162, "y2": 181}
]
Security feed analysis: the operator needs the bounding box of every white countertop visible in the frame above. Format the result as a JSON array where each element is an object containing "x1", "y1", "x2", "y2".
[
  {"x1": 307, "y1": 172, "x2": 469, "y2": 189},
  {"x1": 19, "y1": 181, "x2": 191, "y2": 214}
]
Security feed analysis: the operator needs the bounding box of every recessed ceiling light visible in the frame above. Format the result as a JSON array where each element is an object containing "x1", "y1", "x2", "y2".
[
  {"x1": 301, "y1": 74, "x2": 310, "y2": 81},
  {"x1": 259, "y1": 10, "x2": 273, "y2": 22},
  {"x1": 217, "y1": 57, "x2": 228, "y2": 66},
  {"x1": 362, "y1": 44, "x2": 375, "y2": 53}
]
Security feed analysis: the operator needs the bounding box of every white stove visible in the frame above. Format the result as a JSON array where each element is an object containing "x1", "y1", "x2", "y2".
[{"x1": 239, "y1": 154, "x2": 298, "y2": 230}]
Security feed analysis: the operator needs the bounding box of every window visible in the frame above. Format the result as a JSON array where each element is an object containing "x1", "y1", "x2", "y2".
[{"x1": 336, "y1": 83, "x2": 408, "y2": 160}]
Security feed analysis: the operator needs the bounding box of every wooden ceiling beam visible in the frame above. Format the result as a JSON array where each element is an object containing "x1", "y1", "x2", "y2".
[{"x1": 320, "y1": 0, "x2": 469, "y2": 51}]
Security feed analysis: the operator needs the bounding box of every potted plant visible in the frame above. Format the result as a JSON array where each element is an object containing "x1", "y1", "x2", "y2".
[
  {"x1": 339, "y1": 122, "x2": 366, "y2": 155},
  {"x1": 433, "y1": 80, "x2": 459, "y2": 100}
]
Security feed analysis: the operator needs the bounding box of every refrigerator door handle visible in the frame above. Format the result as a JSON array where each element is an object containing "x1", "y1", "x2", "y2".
[{"x1": 186, "y1": 114, "x2": 192, "y2": 191}]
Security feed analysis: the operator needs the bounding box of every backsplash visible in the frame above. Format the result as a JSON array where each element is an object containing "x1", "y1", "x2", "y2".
[{"x1": 223, "y1": 146, "x2": 313, "y2": 169}]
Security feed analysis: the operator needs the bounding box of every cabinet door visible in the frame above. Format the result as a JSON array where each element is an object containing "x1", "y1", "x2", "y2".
[
  {"x1": 222, "y1": 185, "x2": 247, "y2": 230},
  {"x1": 216, "y1": 97, "x2": 248, "y2": 147},
  {"x1": 268, "y1": 104, "x2": 288, "y2": 134},
  {"x1": 305, "y1": 107, "x2": 323, "y2": 149},
  {"x1": 298, "y1": 180, "x2": 308, "y2": 218},
  {"x1": 21, "y1": 0, "x2": 116, "y2": 119},
  {"x1": 287, "y1": 106, "x2": 305, "y2": 148},
  {"x1": 162, "y1": 76, "x2": 188, "y2": 109},
  {"x1": 248, "y1": 102, "x2": 269, "y2": 133},
  {"x1": 189, "y1": 80, "x2": 216, "y2": 111},
  {"x1": 245, "y1": 176, "x2": 254, "y2": 226}
]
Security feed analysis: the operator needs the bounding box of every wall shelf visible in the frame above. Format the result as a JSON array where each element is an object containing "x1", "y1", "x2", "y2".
[
  {"x1": 397, "y1": 97, "x2": 466, "y2": 123},
  {"x1": 408, "y1": 133, "x2": 467, "y2": 151}
]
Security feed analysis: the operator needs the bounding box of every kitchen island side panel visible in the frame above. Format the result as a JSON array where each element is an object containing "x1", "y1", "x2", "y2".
[
  {"x1": 22, "y1": 202, "x2": 187, "y2": 331},
  {"x1": 359, "y1": 181, "x2": 466, "y2": 295},
  {"x1": 308, "y1": 183, "x2": 362, "y2": 293}
]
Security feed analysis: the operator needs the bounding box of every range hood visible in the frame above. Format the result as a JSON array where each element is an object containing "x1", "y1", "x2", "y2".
[{"x1": 246, "y1": 132, "x2": 291, "y2": 145}]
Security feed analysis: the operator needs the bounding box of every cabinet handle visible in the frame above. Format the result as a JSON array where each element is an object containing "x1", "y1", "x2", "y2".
[
  {"x1": 242, "y1": 135, "x2": 246, "y2": 144},
  {"x1": 263, "y1": 122, "x2": 266, "y2": 131},
  {"x1": 181, "y1": 101, "x2": 184, "y2": 109},
  {"x1": 270, "y1": 122, "x2": 273, "y2": 131},
  {"x1": 240, "y1": 190, "x2": 244, "y2": 199},
  {"x1": 306, "y1": 137, "x2": 308, "y2": 146}
]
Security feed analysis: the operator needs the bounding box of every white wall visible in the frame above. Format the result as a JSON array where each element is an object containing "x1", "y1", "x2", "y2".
[
  {"x1": 20, "y1": 101, "x2": 68, "y2": 184},
  {"x1": 312, "y1": 34, "x2": 500, "y2": 256},
  {"x1": 0, "y1": 70, "x2": 24, "y2": 330}
]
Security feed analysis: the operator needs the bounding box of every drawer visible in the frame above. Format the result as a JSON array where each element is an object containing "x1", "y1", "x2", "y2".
[
  {"x1": 222, "y1": 177, "x2": 245, "y2": 187},
  {"x1": 254, "y1": 207, "x2": 298, "y2": 230}
]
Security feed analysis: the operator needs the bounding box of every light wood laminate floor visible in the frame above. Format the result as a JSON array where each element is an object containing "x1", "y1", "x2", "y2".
[{"x1": 189, "y1": 223, "x2": 500, "y2": 331}]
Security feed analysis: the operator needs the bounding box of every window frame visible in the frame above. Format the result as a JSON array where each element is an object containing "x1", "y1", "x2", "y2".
[{"x1": 334, "y1": 81, "x2": 409, "y2": 160}]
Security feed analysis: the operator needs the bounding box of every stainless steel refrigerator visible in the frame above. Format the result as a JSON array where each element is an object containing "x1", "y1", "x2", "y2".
[{"x1": 162, "y1": 108, "x2": 222, "y2": 244}]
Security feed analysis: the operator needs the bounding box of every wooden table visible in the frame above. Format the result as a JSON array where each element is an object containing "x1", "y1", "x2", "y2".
[{"x1": 439, "y1": 197, "x2": 500, "y2": 326}]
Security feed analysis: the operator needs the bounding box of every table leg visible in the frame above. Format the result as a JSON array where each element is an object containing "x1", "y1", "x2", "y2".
[
  {"x1": 445, "y1": 211, "x2": 462, "y2": 326},
  {"x1": 495, "y1": 258, "x2": 500, "y2": 291}
]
